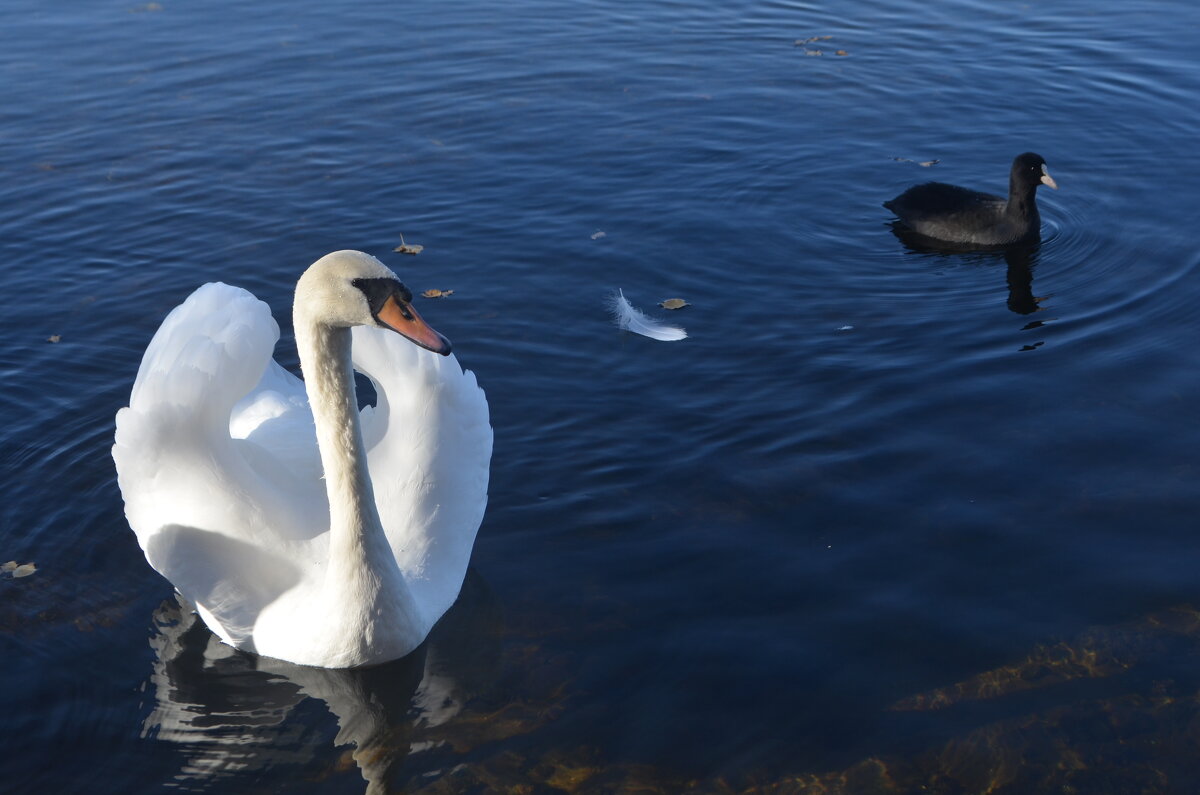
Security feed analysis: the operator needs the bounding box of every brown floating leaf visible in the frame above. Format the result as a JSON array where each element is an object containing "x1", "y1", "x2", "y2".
[
  {"x1": 393, "y1": 233, "x2": 424, "y2": 255},
  {"x1": 422, "y1": 289, "x2": 454, "y2": 299},
  {"x1": 835, "y1": 49, "x2": 849, "y2": 56},
  {"x1": 47, "y1": 335, "x2": 61, "y2": 343},
  {"x1": 659, "y1": 298, "x2": 690, "y2": 310},
  {"x1": 13, "y1": 563, "x2": 36, "y2": 578}
]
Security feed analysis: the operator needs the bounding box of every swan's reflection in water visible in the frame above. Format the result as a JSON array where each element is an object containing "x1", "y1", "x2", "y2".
[{"x1": 141, "y1": 571, "x2": 501, "y2": 793}]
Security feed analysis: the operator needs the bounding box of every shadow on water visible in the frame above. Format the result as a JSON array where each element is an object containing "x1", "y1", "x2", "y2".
[{"x1": 888, "y1": 222, "x2": 1047, "y2": 318}]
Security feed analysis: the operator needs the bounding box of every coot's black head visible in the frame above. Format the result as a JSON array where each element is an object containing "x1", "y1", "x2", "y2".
[{"x1": 1012, "y1": 152, "x2": 1057, "y2": 191}]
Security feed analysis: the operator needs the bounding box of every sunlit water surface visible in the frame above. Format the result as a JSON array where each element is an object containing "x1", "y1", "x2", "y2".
[{"x1": 3, "y1": 0, "x2": 1200, "y2": 792}]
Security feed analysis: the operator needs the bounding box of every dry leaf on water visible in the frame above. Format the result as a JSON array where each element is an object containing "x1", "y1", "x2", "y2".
[
  {"x1": 422, "y1": 289, "x2": 454, "y2": 299},
  {"x1": 2, "y1": 561, "x2": 36, "y2": 578},
  {"x1": 659, "y1": 298, "x2": 690, "y2": 310},
  {"x1": 393, "y1": 233, "x2": 424, "y2": 255}
]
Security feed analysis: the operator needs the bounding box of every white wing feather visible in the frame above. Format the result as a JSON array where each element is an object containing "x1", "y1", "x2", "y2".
[{"x1": 608, "y1": 289, "x2": 687, "y2": 342}]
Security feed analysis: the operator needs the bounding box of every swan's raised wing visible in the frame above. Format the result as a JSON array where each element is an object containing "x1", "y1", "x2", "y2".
[
  {"x1": 231, "y1": 358, "x2": 322, "y2": 486},
  {"x1": 352, "y1": 325, "x2": 493, "y2": 625},
  {"x1": 113, "y1": 283, "x2": 325, "y2": 645}
]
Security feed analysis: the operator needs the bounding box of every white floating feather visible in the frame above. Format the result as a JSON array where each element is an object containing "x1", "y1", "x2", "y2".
[{"x1": 609, "y1": 289, "x2": 687, "y2": 342}]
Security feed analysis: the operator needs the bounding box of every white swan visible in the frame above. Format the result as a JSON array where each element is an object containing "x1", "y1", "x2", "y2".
[{"x1": 113, "y1": 250, "x2": 492, "y2": 669}]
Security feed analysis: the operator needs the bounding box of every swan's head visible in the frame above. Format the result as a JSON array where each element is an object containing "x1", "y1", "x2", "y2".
[{"x1": 295, "y1": 250, "x2": 452, "y2": 355}]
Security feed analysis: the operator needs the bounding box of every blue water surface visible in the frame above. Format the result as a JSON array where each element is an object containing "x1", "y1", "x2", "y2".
[{"x1": 2, "y1": 0, "x2": 1200, "y2": 791}]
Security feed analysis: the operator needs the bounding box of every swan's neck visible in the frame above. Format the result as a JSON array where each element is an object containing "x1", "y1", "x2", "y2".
[
  {"x1": 298, "y1": 323, "x2": 374, "y2": 534},
  {"x1": 294, "y1": 320, "x2": 402, "y2": 595},
  {"x1": 291, "y1": 316, "x2": 421, "y2": 665}
]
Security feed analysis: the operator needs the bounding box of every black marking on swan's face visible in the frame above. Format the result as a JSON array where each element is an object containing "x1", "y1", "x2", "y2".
[
  {"x1": 350, "y1": 275, "x2": 453, "y2": 355},
  {"x1": 352, "y1": 277, "x2": 413, "y2": 322}
]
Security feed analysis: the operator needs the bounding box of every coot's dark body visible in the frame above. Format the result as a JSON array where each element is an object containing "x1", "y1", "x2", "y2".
[{"x1": 884, "y1": 152, "x2": 1057, "y2": 246}]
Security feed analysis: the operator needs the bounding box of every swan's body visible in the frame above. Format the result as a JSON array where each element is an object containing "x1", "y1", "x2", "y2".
[
  {"x1": 884, "y1": 152, "x2": 1058, "y2": 247},
  {"x1": 113, "y1": 251, "x2": 491, "y2": 668}
]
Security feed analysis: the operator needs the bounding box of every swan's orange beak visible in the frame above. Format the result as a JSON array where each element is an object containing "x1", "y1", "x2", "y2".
[{"x1": 377, "y1": 294, "x2": 453, "y2": 356}]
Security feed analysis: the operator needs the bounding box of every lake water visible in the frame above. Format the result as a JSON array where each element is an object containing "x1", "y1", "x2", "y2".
[{"x1": 3, "y1": 0, "x2": 1200, "y2": 792}]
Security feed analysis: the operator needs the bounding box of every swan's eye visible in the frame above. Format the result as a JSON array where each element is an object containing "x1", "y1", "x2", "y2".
[{"x1": 352, "y1": 277, "x2": 407, "y2": 318}]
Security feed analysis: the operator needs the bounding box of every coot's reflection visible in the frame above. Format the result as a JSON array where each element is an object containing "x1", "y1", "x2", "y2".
[
  {"x1": 141, "y1": 570, "x2": 499, "y2": 794},
  {"x1": 889, "y1": 223, "x2": 1045, "y2": 316}
]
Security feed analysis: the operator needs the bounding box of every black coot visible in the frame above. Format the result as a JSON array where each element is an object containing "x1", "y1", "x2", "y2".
[{"x1": 884, "y1": 152, "x2": 1057, "y2": 246}]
